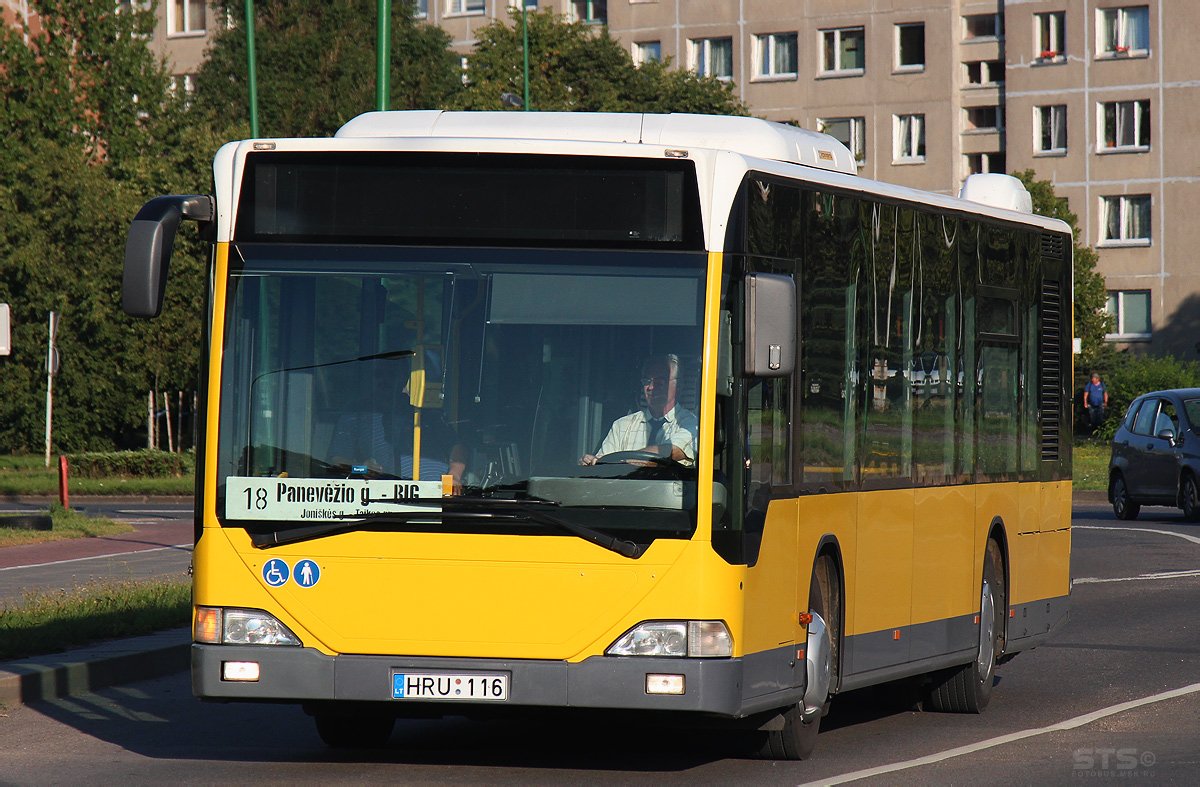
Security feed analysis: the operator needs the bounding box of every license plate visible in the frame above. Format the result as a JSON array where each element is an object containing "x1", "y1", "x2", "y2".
[{"x1": 391, "y1": 672, "x2": 508, "y2": 701}]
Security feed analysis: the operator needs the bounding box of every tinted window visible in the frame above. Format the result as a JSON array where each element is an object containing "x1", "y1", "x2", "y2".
[
  {"x1": 1132, "y1": 398, "x2": 1159, "y2": 436},
  {"x1": 235, "y1": 152, "x2": 704, "y2": 249},
  {"x1": 1184, "y1": 399, "x2": 1200, "y2": 431}
]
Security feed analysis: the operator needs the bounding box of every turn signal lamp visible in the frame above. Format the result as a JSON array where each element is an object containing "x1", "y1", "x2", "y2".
[{"x1": 195, "y1": 606, "x2": 221, "y2": 644}]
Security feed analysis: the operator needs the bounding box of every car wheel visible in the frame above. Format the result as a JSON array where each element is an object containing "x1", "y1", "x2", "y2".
[
  {"x1": 1182, "y1": 475, "x2": 1200, "y2": 522},
  {"x1": 1112, "y1": 475, "x2": 1140, "y2": 521}
]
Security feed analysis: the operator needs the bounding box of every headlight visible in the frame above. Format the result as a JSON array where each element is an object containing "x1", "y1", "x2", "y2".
[
  {"x1": 194, "y1": 606, "x2": 302, "y2": 646},
  {"x1": 606, "y1": 620, "x2": 733, "y2": 658}
]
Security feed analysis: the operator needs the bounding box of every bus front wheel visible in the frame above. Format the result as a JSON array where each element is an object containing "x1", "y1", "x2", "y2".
[
  {"x1": 757, "y1": 555, "x2": 839, "y2": 760},
  {"x1": 926, "y1": 539, "x2": 1004, "y2": 714}
]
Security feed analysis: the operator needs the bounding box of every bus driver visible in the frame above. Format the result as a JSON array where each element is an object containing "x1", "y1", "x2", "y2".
[{"x1": 580, "y1": 354, "x2": 698, "y2": 467}]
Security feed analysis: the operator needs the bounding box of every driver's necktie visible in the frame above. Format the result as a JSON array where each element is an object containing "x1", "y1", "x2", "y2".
[{"x1": 646, "y1": 416, "x2": 666, "y2": 447}]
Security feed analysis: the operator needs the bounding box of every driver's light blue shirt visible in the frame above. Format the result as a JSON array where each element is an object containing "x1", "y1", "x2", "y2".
[{"x1": 597, "y1": 405, "x2": 698, "y2": 466}]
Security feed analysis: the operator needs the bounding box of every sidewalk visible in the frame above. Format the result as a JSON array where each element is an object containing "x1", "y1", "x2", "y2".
[{"x1": 0, "y1": 628, "x2": 190, "y2": 706}]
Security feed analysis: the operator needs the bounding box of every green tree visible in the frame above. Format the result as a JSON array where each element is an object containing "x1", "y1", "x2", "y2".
[
  {"x1": 455, "y1": 11, "x2": 747, "y2": 115},
  {"x1": 0, "y1": 0, "x2": 212, "y2": 452},
  {"x1": 193, "y1": 0, "x2": 462, "y2": 138}
]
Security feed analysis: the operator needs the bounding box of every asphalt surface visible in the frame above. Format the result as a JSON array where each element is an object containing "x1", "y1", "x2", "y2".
[{"x1": 0, "y1": 498, "x2": 194, "y2": 607}]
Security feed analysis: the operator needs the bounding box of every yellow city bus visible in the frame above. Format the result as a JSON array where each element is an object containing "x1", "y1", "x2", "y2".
[{"x1": 123, "y1": 112, "x2": 1072, "y2": 759}]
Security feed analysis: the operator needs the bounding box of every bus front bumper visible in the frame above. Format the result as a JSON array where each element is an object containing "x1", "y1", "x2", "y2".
[{"x1": 192, "y1": 644, "x2": 799, "y2": 718}]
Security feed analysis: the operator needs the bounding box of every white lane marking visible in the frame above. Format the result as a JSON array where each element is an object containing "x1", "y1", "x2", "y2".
[
  {"x1": 0, "y1": 543, "x2": 192, "y2": 572},
  {"x1": 802, "y1": 682, "x2": 1200, "y2": 786},
  {"x1": 1076, "y1": 524, "x2": 1200, "y2": 546},
  {"x1": 1075, "y1": 569, "x2": 1200, "y2": 584},
  {"x1": 114, "y1": 510, "x2": 191, "y2": 515}
]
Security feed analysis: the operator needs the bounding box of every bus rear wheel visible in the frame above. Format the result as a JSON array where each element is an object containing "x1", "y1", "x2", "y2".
[
  {"x1": 926, "y1": 539, "x2": 1004, "y2": 714},
  {"x1": 313, "y1": 704, "x2": 396, "y2": 748},
  {"x1": 757, "y1": 555, "x2": 839, "y2": 760}
]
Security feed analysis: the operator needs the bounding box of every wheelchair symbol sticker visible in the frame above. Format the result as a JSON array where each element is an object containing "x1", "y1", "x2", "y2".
[
  {"x1": 262, "y1": 558, "x2": 289, "y2": 587},
  {"x1": 293, "y1": 559, "x2": 321, "y2": 588}
]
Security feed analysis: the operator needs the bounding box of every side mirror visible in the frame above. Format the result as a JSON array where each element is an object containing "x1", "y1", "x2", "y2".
[
  {"x1": 122, "y1": 195, "x2": 213, "y2": 318},
  {"x1": 1157, "y1": 427, "x2": 1176, "y2": 444},
  {"x1": 744, "y1": 272, "x2": 796, "y2": 377}
]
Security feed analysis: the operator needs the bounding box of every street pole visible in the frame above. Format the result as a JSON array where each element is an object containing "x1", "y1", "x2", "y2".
[
  {"x1": 44, "y1": 311, "x2": 58, "y2": 468},
  {"x1": 377, "y1": 0, "x2": 391, "y2": 111},
  {"x1": 522, "y1": 4, "x2": 530, "y2": 111},
  {"x1": 245, "y1": 0, "x2": 260, "y2": 136}
]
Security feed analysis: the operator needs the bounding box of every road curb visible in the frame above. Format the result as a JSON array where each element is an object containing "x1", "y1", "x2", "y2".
[{"x1": 0, "y1": 628, "x2": 190, "y2": 707}]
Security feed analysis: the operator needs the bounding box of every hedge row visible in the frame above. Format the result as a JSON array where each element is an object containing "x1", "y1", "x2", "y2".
[{"x1": 66, "y1": 450, "x2": 196, "y2": 479}]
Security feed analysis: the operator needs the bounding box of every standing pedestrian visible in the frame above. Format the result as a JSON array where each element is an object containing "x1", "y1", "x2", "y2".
[{"x1": 1085, "y1": 372, "x2": 1109, "y2": 433}]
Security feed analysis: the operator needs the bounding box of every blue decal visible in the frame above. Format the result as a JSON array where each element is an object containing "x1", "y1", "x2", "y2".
[
  {"x1": 293, "y1": 559, "x2": 321, "y2": 588},
  {"x1": 393, "y1": 674, "x2": 405, "y2": 698},
  {"x1": 351, "y1": 465, "x2": 369, "y2": 475},
  {"x1": 262, "y1": 558, "x2": 289, "y2": 587}
]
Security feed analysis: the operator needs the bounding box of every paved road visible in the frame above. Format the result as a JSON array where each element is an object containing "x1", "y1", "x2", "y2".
[
  {"x1": 0, "y1": 500, "x2": 193, "y2": 608},
  {"x1": 1, "y1": 500, "x2": 1198, "y2": 783}
]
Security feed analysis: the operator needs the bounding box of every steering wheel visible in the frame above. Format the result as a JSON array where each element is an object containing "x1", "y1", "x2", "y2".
[{"x1": 595, "y1": 450, "x2": 670, "y2": 464}]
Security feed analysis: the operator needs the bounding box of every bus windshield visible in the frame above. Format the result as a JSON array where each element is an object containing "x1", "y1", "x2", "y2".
[{"x1": 216, "y1": 244, "x2": 708, "y2": 547}]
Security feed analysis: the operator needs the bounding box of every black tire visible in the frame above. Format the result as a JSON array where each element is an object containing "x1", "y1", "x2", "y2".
[
  {"x1": 757, "y1": 555, "x2": 839, "y2": 760},
  {"x1": 1112, "y1": 475, "x2": 1140, "y2": 521},
  {"x1": 1181, "y1": 475, "x2": 1200, "y2": 522},
  {"x1": 926, "y1": 539, "x2": 1004, "y2": 714},
  {"x1": 1, "y1": 514, "x2": 52, "y2": 531},
  {"x1": 314, "y1": 707, "x2": 395, "y2": 749}
]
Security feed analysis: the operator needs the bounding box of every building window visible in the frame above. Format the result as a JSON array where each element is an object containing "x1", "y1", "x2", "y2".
[
  {"x1": 964, "y1": 106, "x2": 1003, "y2": 132},
  {"x1": 896, "y1": 23, "x2": 925, "y2": 71},
  {"x1": 691, "y1": 37, "x2": 733, "y2": 80},
  {"x1": 571, "y1": 0, "x2": 606, "y2": 23},
  {"x1": 818, "y1": 117, "x2": 866, "y2": 164},
  {"x1": 1098, "y1": 6, "x2": 1149, "y2": 57},
  {"x1": 964, "y1": 60, "x2": 1004, "y2": 86},
  {"x1": 169, "y1": 0, "x2": 205, "y2": 35},
  {"x1": 1106, "y1": 290, "x2": 1151, "y2": 339},
  {"x1": 1099, "y1": 100, "x2": 1150, "y2": 151},
  {"x1": 508, "y1": 0, "x2": 537, "y2": 9},
  {"x1": 966, "y1": 152, "x2": 1006, "y2": 175},
  {"x1": 1035, "y1": 105, "x2": 1068, "y2": 154},
  {"x1": 449, "y1": 0, "x2": 484, "y2": 14},
  {"x1": 963, "y1": 13, "x2": 1002, "y2": 41},
  {"x1": 1101, "y1": 195, "x2": 1151, "y2": 245},
  {"x1": 414, "y1": 0, "x2": 428, "y2": 16},
  {"x1": 1035, "y1": 12, "x2": 1065, "y2": 61},
  {"x1": 753, "y1": 32, "x2": 798, "y2": 79},
  {"x1": 821, "y1": 27, "x2": 865, "y2": 75},
  {"x1": 894, "y1": 114, "x2": 926, "y2": 162},
  {"x1": 633, "y1": 41, "x2": 661, "y2": 65}
]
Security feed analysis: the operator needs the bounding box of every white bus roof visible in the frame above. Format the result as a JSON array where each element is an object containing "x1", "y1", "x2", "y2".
[{"x1": 335, "y1": 111, "x2": 859, "y2": 176}]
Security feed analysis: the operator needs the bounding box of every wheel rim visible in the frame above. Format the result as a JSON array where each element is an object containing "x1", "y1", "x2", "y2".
[
  {"x1": 1185, "y1": 478, "x2": 1196, "y2": 516},
  {"x1": 803, "y1": 611, "x2": 831, "y2": 719},
  {"x1": 976, "y1": 580, "x2": 995, "y2": 677},
  {"x1": 1114, "y1": 478, "x2": 1128, "y2": 516}
]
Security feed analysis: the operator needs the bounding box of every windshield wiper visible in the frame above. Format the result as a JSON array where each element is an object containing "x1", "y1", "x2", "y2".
[{"x1": 248, "y1": 497, "x2": 643, "y2": 558}]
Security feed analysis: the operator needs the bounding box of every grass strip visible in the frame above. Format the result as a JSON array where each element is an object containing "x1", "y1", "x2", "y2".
[
  {"x1": 1073, "y1": 438, "x2": 1109, "y2": 492},
  {"x1": 0, "y1": 577, "x2": 191, "y2": 661},
  {"x1": 0, "y1": 505, "x2": 133, "y2": 548}
]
